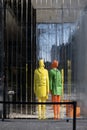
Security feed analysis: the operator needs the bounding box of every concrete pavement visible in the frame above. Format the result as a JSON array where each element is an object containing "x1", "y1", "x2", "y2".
[{"x1": 0, "y1": 118, "x2": 87, "y2": 130}]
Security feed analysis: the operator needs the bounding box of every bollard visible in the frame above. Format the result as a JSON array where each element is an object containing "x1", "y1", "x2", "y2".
[{"x1": 8, "y1": 90, "x2": 15, "y2": 117}]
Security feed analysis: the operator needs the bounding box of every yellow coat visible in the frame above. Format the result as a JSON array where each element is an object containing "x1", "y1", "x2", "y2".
[{"x1": 34, "y1": 67, "x2": 49, "y2": 98}]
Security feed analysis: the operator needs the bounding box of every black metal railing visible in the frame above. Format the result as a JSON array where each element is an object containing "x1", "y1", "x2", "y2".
[{"x1": 0, "y1": 101, "x2": 77, "y2": 130}]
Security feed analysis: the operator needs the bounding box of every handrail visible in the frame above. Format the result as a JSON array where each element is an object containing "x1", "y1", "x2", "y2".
[{"x1": 0, "y1": 101, "x2": 77, "y2": 130}]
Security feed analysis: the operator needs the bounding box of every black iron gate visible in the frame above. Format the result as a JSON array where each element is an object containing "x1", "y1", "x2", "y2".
[{"x1": 3, "y1": 0, "x2": 36, "y2": 118}]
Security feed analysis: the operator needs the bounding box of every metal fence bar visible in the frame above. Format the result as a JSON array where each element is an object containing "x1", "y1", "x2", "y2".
[
  {"x1": 0, "y1": 101, "x2": 76, "y2": 130},
  {"x1": 73, "y1": 101, "x2": 77, "y2": 130}
]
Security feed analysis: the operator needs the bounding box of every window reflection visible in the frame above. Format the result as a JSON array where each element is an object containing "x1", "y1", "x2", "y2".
[{"x1": 37, "y1": 23, "x2": 75, "y2": 62}]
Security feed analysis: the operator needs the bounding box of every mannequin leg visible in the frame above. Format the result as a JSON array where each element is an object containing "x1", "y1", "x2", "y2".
[
  {"x1": 38, "y1": 98, "x2": 41, "y2": 119},
  {"x1": 52, "y1": 95, "x2": 61, "y2": 119},
  {"x1": 41, "y1": 97, "x2": 46, "y2": 119},
  {"x1": 52, "y1": 95, "x2": 58, "y2": 119},
  {"x1": 57, "y1": 96, "x2": 61, "y2": 119}
]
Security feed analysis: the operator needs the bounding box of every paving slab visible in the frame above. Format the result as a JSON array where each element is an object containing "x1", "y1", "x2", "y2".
[{"x1": 0, "y1": 119, "x2": 87, "y2": 130}]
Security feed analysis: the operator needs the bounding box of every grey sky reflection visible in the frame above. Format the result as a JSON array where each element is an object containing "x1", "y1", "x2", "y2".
[{"x1": 37, "y1": 23, "x2": 75, "y2": 62}]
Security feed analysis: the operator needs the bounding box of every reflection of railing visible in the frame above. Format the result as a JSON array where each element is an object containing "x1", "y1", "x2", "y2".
[{"x1": 0, "y1": 101, "x2": 77, "y2": 130}]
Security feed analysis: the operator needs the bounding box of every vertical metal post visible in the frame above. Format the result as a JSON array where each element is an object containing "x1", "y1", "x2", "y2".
[
  {"x1": 16, "y1": 0, "x2": 18, "y2": 114},
  {"x1": 20, "y1": 0, "x2": 23, "y2": 114},
  {"x1": 30, "y1": 1, "x2": 32, "y2": 114},
  {"x1": 73, "y1": 101, "x2": 77, "y2": 130},
  {"x1": 2, "y1": 0, "x2": 5, "y2": 121},
  {"x1": 67, "y1": 60, "x2": 71, "y2": 98},
  {"x1": 55, "y1": 23, "x2": 57, "y2": 60},
  {"x1": 26, "y1": 0, "x2": 28, "y2": 115},
  {"x1": 11, "y1": 0, "x2": 13, "y2": 91},
  {"x1": 61, "y1": 69, "x2": 64, "y2": 100}
]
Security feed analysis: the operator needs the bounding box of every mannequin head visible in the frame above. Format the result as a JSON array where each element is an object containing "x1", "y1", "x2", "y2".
[
  {"x1": 39, "y1": 59, "x2": 45, "y2": 67},
  {"x1": 51, "y1": 60, "x2": 58, "y2": 68}
]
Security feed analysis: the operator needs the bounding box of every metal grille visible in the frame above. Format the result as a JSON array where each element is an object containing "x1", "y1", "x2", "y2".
[{"x1": 4, "y1": 0, "x2": 36, "y2": 118}]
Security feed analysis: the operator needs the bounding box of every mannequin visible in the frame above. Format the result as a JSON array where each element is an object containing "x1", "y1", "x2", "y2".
[
  {"x1": 34, "y1": 59, "x2": 49, "y2": 119},
  {"x1": 49, "y1": 60, "x2": 62, "y2": 119}
]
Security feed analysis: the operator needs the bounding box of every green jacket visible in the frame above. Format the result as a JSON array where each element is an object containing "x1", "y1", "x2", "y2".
[{"x1": 49, "y1": 68, "x2": 62, "y2": 95}]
